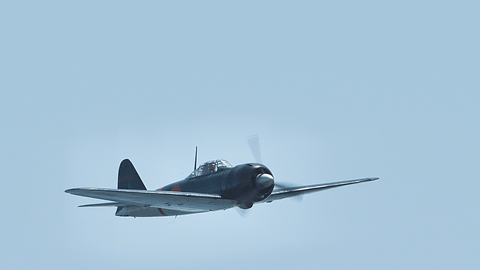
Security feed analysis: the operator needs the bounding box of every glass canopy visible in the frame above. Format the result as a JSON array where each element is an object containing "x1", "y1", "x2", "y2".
[{"x1": 189, "y1": 159, "x2": 232, "y2": 178}]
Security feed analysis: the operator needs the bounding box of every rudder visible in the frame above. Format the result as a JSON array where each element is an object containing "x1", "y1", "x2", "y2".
[{"x1": 118, "y1": 159, "x2": 147, "y2": 190}]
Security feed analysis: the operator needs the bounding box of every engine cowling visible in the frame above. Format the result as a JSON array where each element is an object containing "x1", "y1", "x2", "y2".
[{"x1": 232, "y1": 164, "x2": 275, "y2": 208}]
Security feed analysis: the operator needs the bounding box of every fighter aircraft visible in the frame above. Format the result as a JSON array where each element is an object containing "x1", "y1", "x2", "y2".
[{"x1": 65, "y1": 137, "x2": 378, "y2": 217}]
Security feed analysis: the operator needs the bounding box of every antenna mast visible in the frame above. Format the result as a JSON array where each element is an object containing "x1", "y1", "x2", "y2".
[{"x1": 194, "y1": 146, "x2": 198, "y2": 171}]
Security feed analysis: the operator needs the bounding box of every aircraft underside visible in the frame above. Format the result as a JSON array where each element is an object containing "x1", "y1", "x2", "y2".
[{"x1": 115, "y1": 205, "x2": 224, "y2": 217}]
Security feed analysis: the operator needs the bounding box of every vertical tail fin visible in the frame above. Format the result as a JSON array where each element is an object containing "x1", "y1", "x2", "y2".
[{"x1": 118, "y1": 159, "x2": 147, "y2": 190}]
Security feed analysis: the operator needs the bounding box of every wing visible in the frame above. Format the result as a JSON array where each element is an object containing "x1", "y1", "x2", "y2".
[
  {"x1": 263, "y1": 177, "x2": 379, "y2": 203},
  {"x1": 65, "y1": 188, "x2": 236, "y2": 212}
]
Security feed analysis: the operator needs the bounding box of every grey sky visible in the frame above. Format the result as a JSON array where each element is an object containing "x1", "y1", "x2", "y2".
[{"x1": 1, "y1": 1, "x2": 479, "y2": 269}]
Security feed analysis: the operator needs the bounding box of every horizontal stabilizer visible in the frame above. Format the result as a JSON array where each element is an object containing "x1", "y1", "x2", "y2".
[{"x1": 79, "y1": 202, "x2": 126, "y2": 207}]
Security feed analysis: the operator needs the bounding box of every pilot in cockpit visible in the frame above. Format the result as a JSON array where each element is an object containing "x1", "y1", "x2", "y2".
[{"x1": 210, "y1": 162, "x2": 216, "y2": 173}]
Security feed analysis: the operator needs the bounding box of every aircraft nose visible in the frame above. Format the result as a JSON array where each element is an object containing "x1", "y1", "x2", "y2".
[{"x1": 255, "y1": 173, "x2": 274, "y2": 188}]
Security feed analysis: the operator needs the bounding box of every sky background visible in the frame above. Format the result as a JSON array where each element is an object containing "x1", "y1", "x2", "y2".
[{"x1": 1, "y1": 1, "x2": 479, "y2": 269}]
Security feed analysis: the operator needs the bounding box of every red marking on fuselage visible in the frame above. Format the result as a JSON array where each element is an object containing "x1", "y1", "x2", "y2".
[
  {"x1": 157, "y1": 187, "x2": 163, "y2": 191},
  {"x1": 158, "y1": 208, "x2": 166, "y2": 216},
  {"x1": 172, "y1": 185, "x2": 181, "y2": 191}
]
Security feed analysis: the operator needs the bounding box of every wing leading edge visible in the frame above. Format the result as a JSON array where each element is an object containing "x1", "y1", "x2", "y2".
[
  {"x1": 263, "y1": 177, "x2": 379, "y2": 203},
  {"x1": 65, "y1": 188, "x2": 236, "y2": 212}
]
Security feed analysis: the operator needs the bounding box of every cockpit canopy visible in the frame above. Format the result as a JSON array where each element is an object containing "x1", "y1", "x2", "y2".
[{"x1": 189, "y1": 159, "x2": 232, "y2": 178}]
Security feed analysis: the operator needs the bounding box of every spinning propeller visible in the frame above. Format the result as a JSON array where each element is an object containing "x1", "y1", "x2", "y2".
[
  {"x1": 247, "y1": 135, "x2": 262, "y2": 164},
  {"x1": 247, "y1": 135, "x2": 301, "y2": 193},
  {"x1": 237, "y1": 135, "x2": 302, "y2": 216}
]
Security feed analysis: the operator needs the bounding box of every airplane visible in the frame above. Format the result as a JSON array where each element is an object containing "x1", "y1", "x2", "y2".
[{"x1": 65, "y1": 137, "x2": 379, "y2": 217}]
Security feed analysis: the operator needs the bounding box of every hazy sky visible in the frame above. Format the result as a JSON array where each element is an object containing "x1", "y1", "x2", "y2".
[{"x1": 1, "y1": 1, "x2": 479, "y2": 269}]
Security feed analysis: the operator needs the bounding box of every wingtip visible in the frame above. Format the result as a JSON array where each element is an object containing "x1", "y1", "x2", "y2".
[{"x1": 65, "y1": 188, "x2": 85, "y2": 194}]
